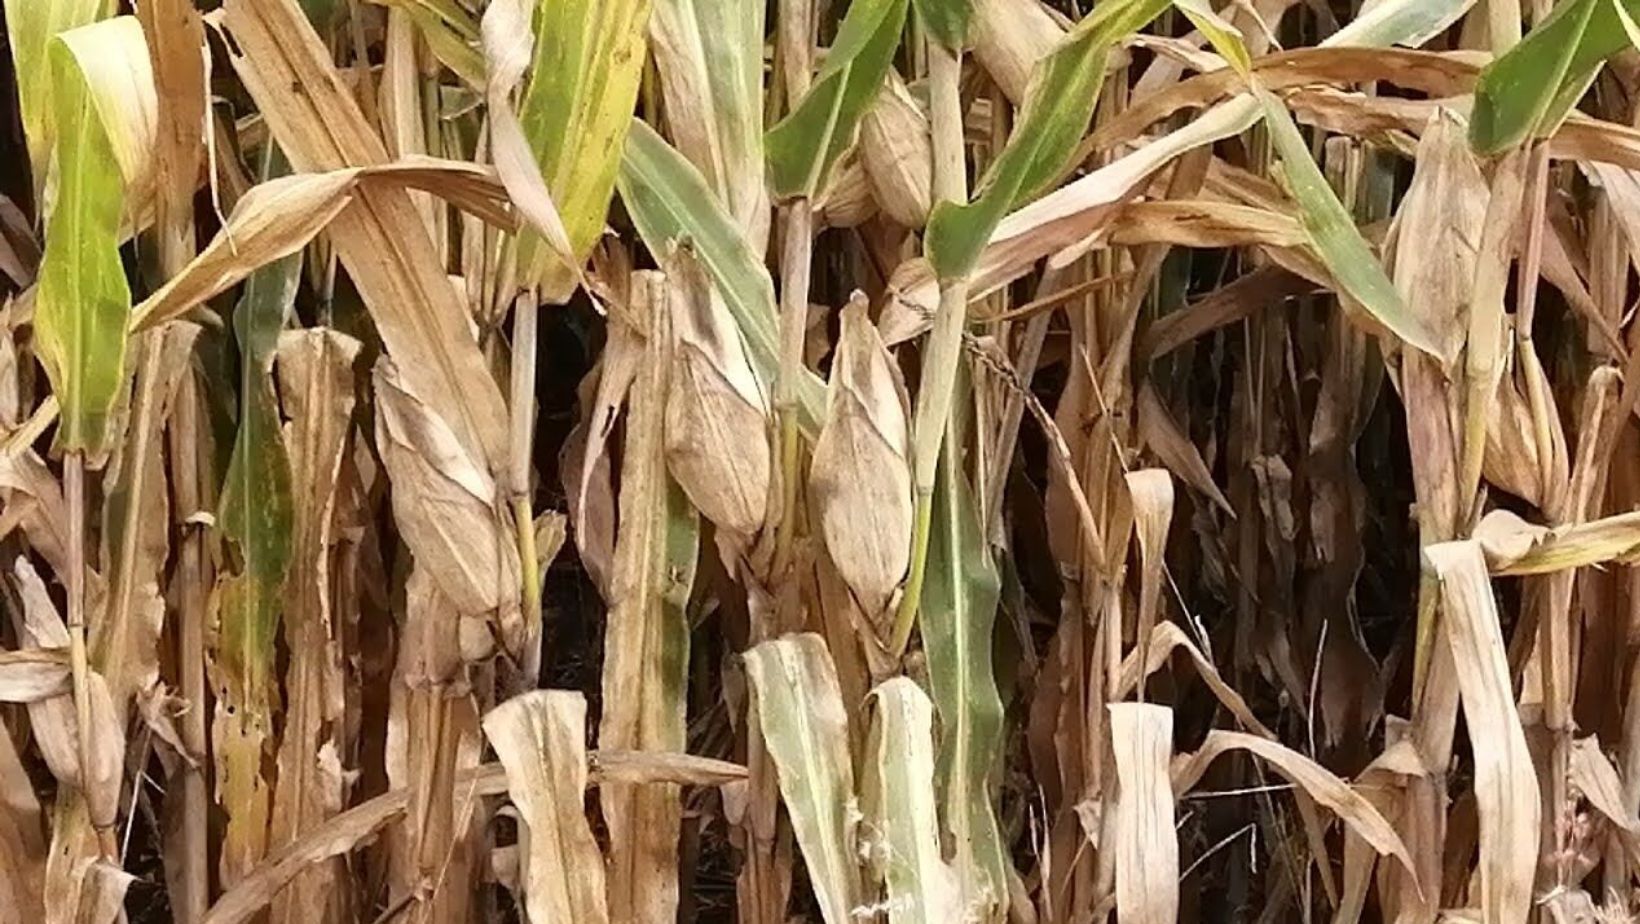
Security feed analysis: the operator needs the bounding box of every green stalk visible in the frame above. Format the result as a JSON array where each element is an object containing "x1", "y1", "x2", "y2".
[{"x1": 890, "y1": 38, "x2": 966, "y2": 659}]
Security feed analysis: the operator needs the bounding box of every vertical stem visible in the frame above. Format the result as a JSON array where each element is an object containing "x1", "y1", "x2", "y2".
[
  {"x1": 170, "y1": 377, "x2": 212, "y2": 920},
  {"x1": 509, "y1": 291, "x2": 543, "y2": 684},
  {"x1": 889, "y1": 38, "x2": 966, "y2": 659},
  {"x1": 773, "y1": 199, "x2": 813, "y2": 573},
  {"x1": 771, "y1": 0, "x2": 814, "y2": 576},
  {"x1": 64, "y1": 450, "x2": 112, "y2": 857}
]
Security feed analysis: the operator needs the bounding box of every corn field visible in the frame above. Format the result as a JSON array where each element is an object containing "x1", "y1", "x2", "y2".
[{"x1": 13, "y1": 0, "x2": 1640, "y2": 920}]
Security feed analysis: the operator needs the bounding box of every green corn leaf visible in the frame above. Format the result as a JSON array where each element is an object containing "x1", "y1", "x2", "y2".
[
  {"x1": 912, "y1": 0, "x2": 972, "y2": 50},
  {"x1": 920, "y1": 397, "x2": 1008, "y2": 920},
  {"x1": 211, "y1": 237, "x2": 299, "y2": 876},
  {"x1": 1172, "y1": 0, "x2": 1447, "y2": 360},
  {"x1": 1470, "y1": 0, "x2": 1606, "y2": 154},
  {"x1": 863, "y1": 677, "x2": 963, "y2": 924},
  {"x1": 924, "y1": 0, "x2": 1169, "y2": 280},
  {"x1": 217, "y1": 252, "x2": 298, "y2": 703},
  {"x1": 3, "y1": 0, "x2": 110, "y2": 182},
  {"x1": 743, "y1": 634, "x2": 862, "y2": 924},
  {"x1": 515, "y1": 0, "x2": 651, "y2": 298},
  {"x1": 618, "y1": 119, "x2": 826, "y2": 434},
  {"x1": 766, "y1": 0, "x2": 910, "y2": 199},
  {"x1": 1325, "y1": 0, "x2": 1475, "y2": 47},
  {"x1": 31, "y1": 20, "x2": 138, "y2": 456}
]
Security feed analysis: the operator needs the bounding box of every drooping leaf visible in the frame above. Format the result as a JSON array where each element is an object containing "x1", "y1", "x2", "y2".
[
  {"x1": 1172, "y1": 0, "x2": 1448, "y2": 361},
  {"x1": 618, "y1": 119, "x2": 826, "y2": 434},
  {"x1": 766, "y1": 0, "x2": 911, "y2": 199},
  {"x1": 2, "y1": 0, "x2": 110, "y2": 184},
  {"x1": 1424, "y1": 541, "x2": 1540, "y2": 924},
  {"x1": 924, "y1": 0, "x2": 1169, "y2": 279},
  {"x1": 483, "y1": 691, "x2": 611, "y2": 924},
  {"x1": 222, "y1": 0, "x2": 511, "y2": 473},
  {"x1": 743, "y1": 634, "x2": 862, "y2": 924},
  {"x1": 1110, "y1": 703, "x2": 1179, "y2": 924}
]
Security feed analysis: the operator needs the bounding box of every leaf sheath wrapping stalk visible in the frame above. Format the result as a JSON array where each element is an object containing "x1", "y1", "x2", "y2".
[{"x1": 601, "y1": 270, "x2": 701, "y2": 924}]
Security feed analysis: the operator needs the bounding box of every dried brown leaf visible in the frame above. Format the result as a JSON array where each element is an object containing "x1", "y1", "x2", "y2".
[
  {"x1": 482, "y1": 691, "x2": 610, "y2": 924},
  {"x1": 1424, "y1": 540, "x2": 1539, "y2": 924},
  {"x1": 1110, "y1": 703, "x2": 1178, "y2": 924}
]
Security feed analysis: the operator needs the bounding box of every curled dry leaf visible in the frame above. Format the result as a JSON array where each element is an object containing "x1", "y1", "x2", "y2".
[
  {"x1": 0, "y1": 648, "x2": 70, "y2": 703},
  {"x1": 1125, "y1": 468, "x2": 1173, "y2": 700},
  {"x1": 1568, "y1": 736, "x2": 1638, "y2": 834},
  {"x1": 1115, "y1": 621, "x2": 1274, "y2": 739},
  {"x1": 1473, "y1": 508, "x2": 1640, "y2": 575},
  {"x1": 1110, "y1": 703, "x2": 1178, "y2": 924},
  {"x1": 1390, "y1": 108, "x2": 1487, "y2": 364},
  {"x1": 482, "y1": 691, "x2": 610, "y2": 924},
  {"x1": 1135, "y1": 383, "x2": 1233, "y2": 516},
  {"x1": 664, "y1": 250, "x2": 772, "y2": 537},
  {"x1": 0, "y1": 450, "x2": 71, "y2": 579},
  {"x1": 222, "y1": 0, "x2": 511, "y2": 472},
  {"x1": 649, "y1": 0, "x2": 770, "y2": 249},
  {"x1": 1171, "y1": 729, "x2": 1418, "y2": 882},
  {"x1": 810, "y1": 296, "x2": 914, "y2": 617}
]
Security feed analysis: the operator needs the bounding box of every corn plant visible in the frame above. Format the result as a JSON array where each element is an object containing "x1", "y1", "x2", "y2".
[{"x1": 13, "y1": 0, "x2": 1640, "y2": 922}]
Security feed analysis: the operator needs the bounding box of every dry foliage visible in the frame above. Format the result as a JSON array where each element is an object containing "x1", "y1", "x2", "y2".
[{"x1": 15, "y1": 0, "x2": 1640, "y2": 921}]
